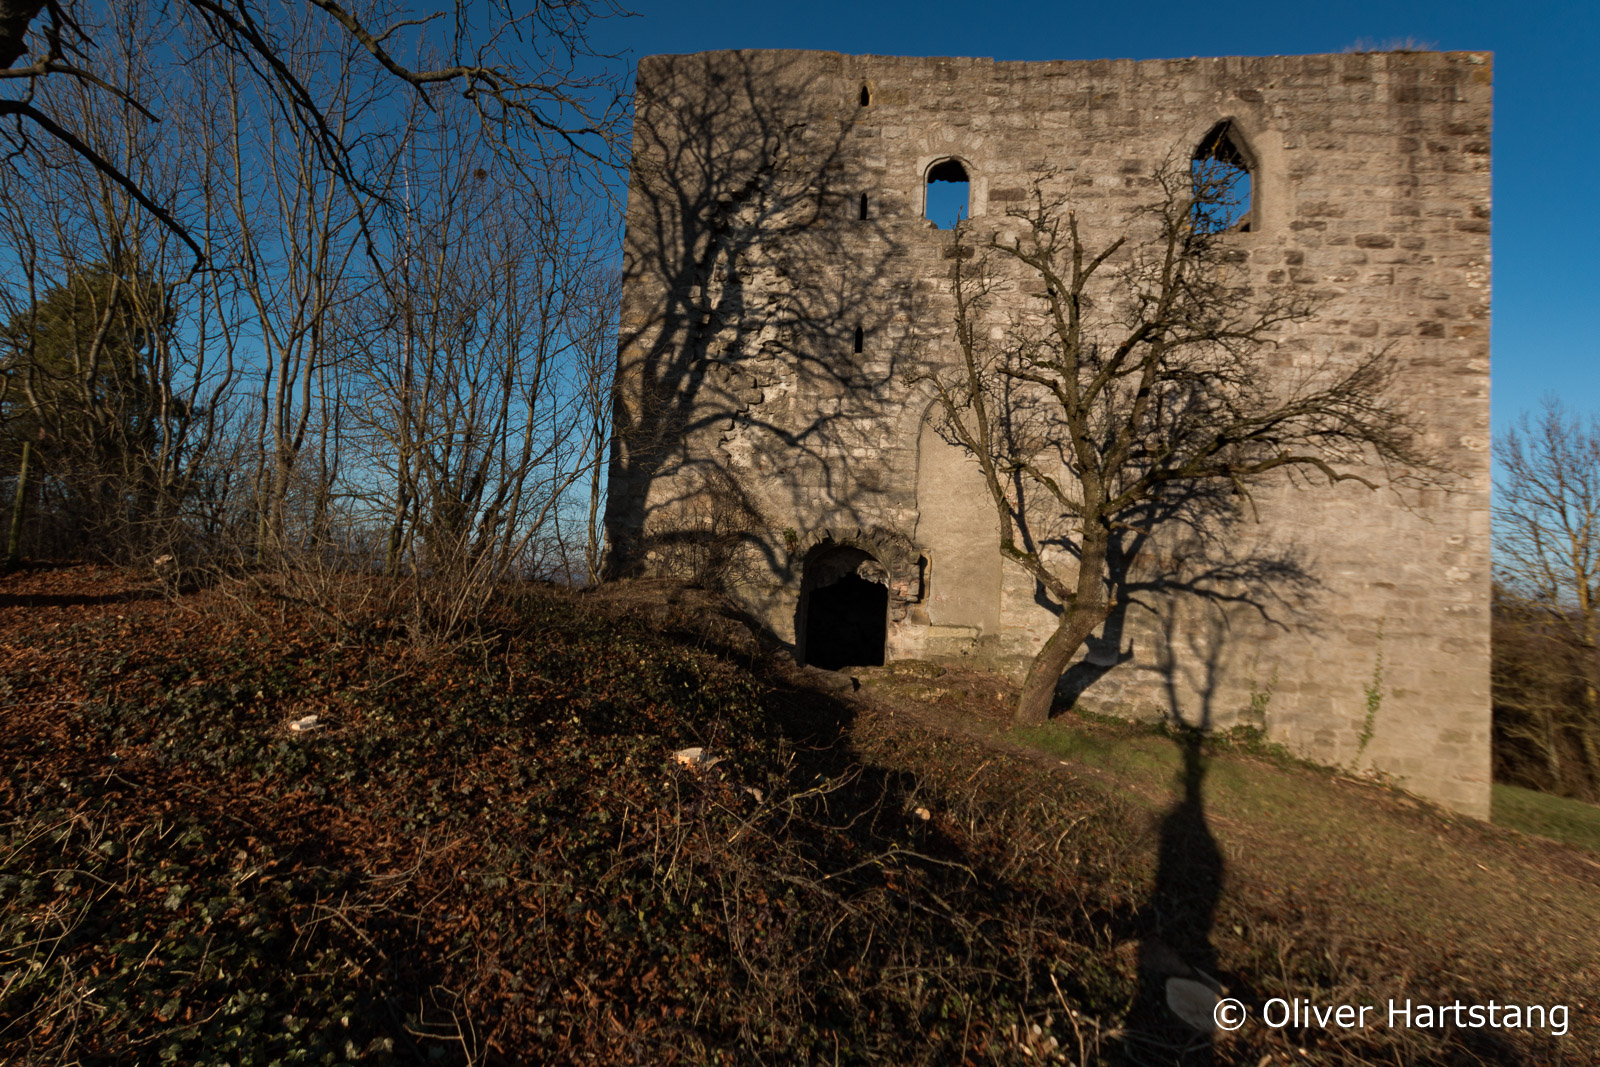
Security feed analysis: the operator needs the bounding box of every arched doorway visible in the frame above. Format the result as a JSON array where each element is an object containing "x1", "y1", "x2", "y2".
[{"x1": 800, "y1": 546, "x2": 888, "y2": 670}]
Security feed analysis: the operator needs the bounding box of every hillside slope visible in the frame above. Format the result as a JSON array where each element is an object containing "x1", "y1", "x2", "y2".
[{"x1": 1, "y1": 566, "x2": 1594, "y2": 1065}]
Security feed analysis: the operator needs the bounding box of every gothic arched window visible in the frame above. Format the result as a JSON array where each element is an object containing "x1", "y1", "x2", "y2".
[{"x1": 1192, "y1": 122, "x2": 1254, "y2": 234}]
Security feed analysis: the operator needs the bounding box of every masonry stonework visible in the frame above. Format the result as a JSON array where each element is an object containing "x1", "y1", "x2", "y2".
[{"x1": 606, "y1": 49, "x2": 1493, "y2": 816}]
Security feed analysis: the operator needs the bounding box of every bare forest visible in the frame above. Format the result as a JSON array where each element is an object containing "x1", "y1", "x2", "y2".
[
  {"x1": 1493, "y1": 401, "x2": 1600, "y2": 800},
  {"x1": 0, "y1": 0, "x2": 626, "y2": 632}
]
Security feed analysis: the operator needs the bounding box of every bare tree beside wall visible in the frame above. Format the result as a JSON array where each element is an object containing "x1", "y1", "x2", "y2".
[
  {"x1": 914, "y1": 163, "x2": 1440, "y2": 725},
  {"x1": 1493, "y1": 399, "x2": 1600, "y2": 798}
]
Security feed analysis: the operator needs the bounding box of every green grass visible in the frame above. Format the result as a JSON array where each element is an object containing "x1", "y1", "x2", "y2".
[
  {"x1": 1013, "y1": 717, "x2": 1318, "y2": 798},
  {"x1": 1014, "y1": 720, "x2": 1120, "y2": 767},
  {"x1": 1493, "y1": 782, "x2": 1600, "y2": 852}
]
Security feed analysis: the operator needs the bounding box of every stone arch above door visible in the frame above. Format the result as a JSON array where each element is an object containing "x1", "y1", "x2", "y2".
[{"x1": 796, "y1": 526, "x2": 924, "y2": 609}]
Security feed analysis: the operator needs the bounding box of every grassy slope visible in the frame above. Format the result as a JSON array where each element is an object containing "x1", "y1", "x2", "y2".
[
  {"x1": 1011, "y1": 718, "x2": 1600, "y2": 1027},
  {"x1": 1492, "y1": 783, "x2": 1600, "y2": 853},
  {"x1": 1, "y1": 566, "x2": 1596, "y2": 1065},
  {"x1": 1015, "y1": 717, "x2": 1600, "y2": 972}
]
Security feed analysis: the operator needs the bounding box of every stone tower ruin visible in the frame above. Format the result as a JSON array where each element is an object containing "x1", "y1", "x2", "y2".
[{"x1": 606, "y1": 49, "x2": 1493, "y2": 816}]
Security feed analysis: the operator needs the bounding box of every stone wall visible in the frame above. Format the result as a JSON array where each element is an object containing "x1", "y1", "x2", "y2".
[{"x1": 606, "y1": 49, "x2": 1492, "y2": 816}]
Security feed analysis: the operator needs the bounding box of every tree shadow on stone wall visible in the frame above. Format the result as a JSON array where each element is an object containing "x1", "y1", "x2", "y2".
[
  {"x1": 606, "y1": 51, "x2": 918, "y2": 593},
  {"x1": 1050, "y1": 481, "x2": 1324, "y2": 711}
]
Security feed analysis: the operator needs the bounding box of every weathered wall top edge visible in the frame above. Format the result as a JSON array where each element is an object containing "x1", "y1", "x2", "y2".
[{"x1": 636, "y1": 47, "x2": 1493, "y2": 74}]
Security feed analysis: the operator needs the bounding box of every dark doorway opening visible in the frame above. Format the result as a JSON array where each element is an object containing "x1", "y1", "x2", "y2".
[
  {"x1": 802, "y1": 547, "x2": 888, "y2": 669},
  {"x1": 805, "y1": 574, "x2": 887, "y2": 669}
]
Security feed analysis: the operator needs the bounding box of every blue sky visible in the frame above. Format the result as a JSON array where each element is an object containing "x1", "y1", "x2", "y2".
[{"x1": 589, "y1": 0, "x2": 1600, "y2": 442}]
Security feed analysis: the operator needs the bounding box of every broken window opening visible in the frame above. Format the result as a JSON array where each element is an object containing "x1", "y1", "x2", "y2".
[
  {"x1": 924, "y1": 158, "x2": 969, "y2": 230},
  {"x1": 859, "y1": 84, "x2": 871, "y2": 107},
  {"x1": 1192, "y1": 122, "x2": 1253, "y2": 235},
  {"x1": 802, "y1": 547, "x2": 888, "y2": 670},
  {"x1": 853, "y1": 325, "x2": 864, "y2": 353},
  {"x1": 859, "y1": 193, "x2": 869, "y2": 220}
]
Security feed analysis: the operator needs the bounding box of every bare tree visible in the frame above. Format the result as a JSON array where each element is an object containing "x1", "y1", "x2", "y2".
[
  {"x1": 202, "y1": 13, "x2": 381, "y2": 559},
  {"x1": 0, "y1": 6, "x2": 235, "y2": 563},
  {"x1": 1493, "y1": 399, "x2": 1600, "y2": 796},
  {"x1": 337, "y1": 92, "x2": 614, "y2": 629},
  {"x1": 573, "y1": 266, "x2": 620, "y2": 585},
  {"x1": 0, "y1": 0, "x2": 627, "y2": 638},
  {"x1": 916, "y1": 164, "x2": 1437, "y2": 725},
  {"x1": 0, "y1": 0, "x2": 626, "y2": 260}
]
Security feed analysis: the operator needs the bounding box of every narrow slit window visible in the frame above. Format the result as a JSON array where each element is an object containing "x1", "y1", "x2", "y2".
[
  {"x1": 1192, "y1": 122, "x2": 1253, "y2": 234},
  {"x1": 853, "y1": 326, "x2": 864, "y2": 353},
  {"x1": 859, "y1": 193, "x2": 869, "y2": 220},
  {"x1": 924, "y1": 158, "x2": 969, "y2": 230},
  {"x1": 859, "y1": 84, "x2": 871, "y2": 107}
]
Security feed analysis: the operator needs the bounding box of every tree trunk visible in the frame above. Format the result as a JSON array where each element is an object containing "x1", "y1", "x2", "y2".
[
  {"x1": 1016, "y1": 620, "x2": 1072, "y2": 724},
  {"x1": 1577, "y1": 724, "x2": 1600, "y2": 802},
  {"x1": 6, "y1": 439, "x2": 31, "y2": 571},
  {"x1": 1543, "y1": 710, "x2": 1564, "y2": 791},
  {"x1": 385, "y1": 496, "x2": 408, "y2": 577},
  {"x1": 585, "y1": 413, "x2": 605, "y2": 586},
  {"x1": 1014, "y1": 529, "x2": 1112, "y2": 725}
]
